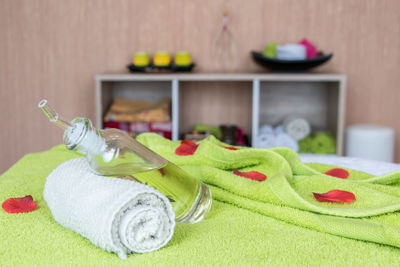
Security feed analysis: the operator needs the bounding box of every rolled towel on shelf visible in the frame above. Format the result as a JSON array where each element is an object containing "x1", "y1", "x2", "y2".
[
  {"x1": 43, "y1": 158, "x2": 175, "y2": 260},
  {"x1": 275, "y1": 132, "x2": 299, "y2": 152},
  {"x1": 310, "y1": 131, "x2": 336, "y2": 154},
  {"x1": 283, "y1": 115, "x2": 311, "y2": 141},
  {"x1": 298, "y1": 38, "x2": 317, "y2": 59},
  {"x1": 276, "y1": 44, "x2": 306, "y2": 60},
  {"x1": 256, "y1": 132, "x2": 276, "y2": 149},
  {"x1": 298, "y1": 135, "x2": 313, "y2": 153},
  {"x1": 273, "y1": 125, "x2": 285, "y2": 134},
  {"x1": 259, "y1": 124, "x2": 274, "y2": 134}
]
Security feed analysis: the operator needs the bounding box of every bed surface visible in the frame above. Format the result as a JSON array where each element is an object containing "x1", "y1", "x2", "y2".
[
  {"x1": 1, "y1": 146, "x2": 400, "y2": 266},
  {"x1": 300, "y1": 154, "x2": 400, "y2": 176}
]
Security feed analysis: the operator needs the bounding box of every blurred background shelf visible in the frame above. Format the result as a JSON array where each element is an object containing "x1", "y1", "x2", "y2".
[{"x1": 95, "y1": 73, "x2": 346, "y2": 154}]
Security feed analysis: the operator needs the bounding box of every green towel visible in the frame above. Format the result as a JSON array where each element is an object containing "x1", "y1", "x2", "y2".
[
  {"x1": 2, "y1": 134, "x2": 400, "y2": 265},
  {"x1": 298, "y1": 135, "x2": 313, "y2": 153},
  {"x1": 194, "y1": 123, "x2": 222, "y2": 139},
  {"x1": 137, "y1": 134, "x2": 400, "y2": 244},
  {"x1": 299, "y1": 131, "x2": 336, "y2": 154},
  {"x1": 263, "y1": 42, "x2": 277, "y2": 58},
  {"x1": 310, "y1": 131, "x2": 336, "y2": 154}
]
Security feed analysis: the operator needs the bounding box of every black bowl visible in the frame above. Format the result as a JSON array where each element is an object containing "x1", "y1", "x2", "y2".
[
  {"x1": 127, "y1": 63, "x2": 195, "y2": 73},
  {"x1": 251, "y1": 51, "x2": 333, "y2": 72}
]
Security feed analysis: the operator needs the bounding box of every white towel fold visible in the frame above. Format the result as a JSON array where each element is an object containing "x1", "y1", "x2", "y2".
[
  {"x1": 274, "y1": 125, "x2": 285, "y2": 134},
  {"x1": 257, "y1": 125, "x2": 299, "y2": 152},
  {"x1": 277, "y1": 44, "x2": 306, "y2": 60},
  {"x1": 256, "y1": 132, "x2": 276, "y2": 149},
  {"x1": 259, "y1": 125, "x2": 274, "y2": 134},
  {"x1": 275, "y1": 132, "x2": 299, "y2": 152},
  {"x1": 43, "y1": 158, "x2": 175, "y2": 260}
]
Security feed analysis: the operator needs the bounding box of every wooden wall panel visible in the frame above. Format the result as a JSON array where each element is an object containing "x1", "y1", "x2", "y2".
[{"x1": 0, "y1": 0, "x2": 399, "y2": 173}]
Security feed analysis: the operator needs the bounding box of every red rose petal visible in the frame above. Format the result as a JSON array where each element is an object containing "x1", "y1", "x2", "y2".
[
  {"x1": 325, "y1": 168, "x2": 349, "y2": 179},
  {"x1": 175, "y1": 140, "x2": 199, "y2": 156},
  {"x1": 158, "y1": 168, "x2": 165, "y2": 176},
  {"x1": 313, "y1": 190, "x2": 355, "y2": 203},
  {"x1": 233, "y1": 169, "x2": 267, "y2": 181},
  {"x1": 2, "y1": 195, "x2": 38, "y2": 213},
  {"x1": 181, "y1": 140, "x2": 197, "y2": 146},
  {"x1": 222, "y1": 146, "x2": 238, "y2": 150}
]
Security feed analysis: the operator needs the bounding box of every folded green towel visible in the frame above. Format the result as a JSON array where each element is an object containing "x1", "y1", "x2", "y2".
[
  {"x1": 2, "y1": 134, "x2": 400, "y2": 265},
  {"x1": 310, "y1": 131, "x2": 336, "y2": 154},
  {"x1": 298, "y1": 135, "x2": 313, "y2": 153},
  {"x1": 194, "y1": 123, "x2": 222, "y2": 139},
  {"x1": 299, "y1": 131, "x2": 336, "y2": 154}
]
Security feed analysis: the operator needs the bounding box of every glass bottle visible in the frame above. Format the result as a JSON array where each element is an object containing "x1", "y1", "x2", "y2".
[{"x1": 38, "y1": 100, "x2": 212, "y2": 224}]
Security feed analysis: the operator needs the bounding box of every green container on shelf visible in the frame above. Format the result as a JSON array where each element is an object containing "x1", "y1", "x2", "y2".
[
  {"x1": 174, "y1": 51, "x2": 191, "y2": 66},
  {"x1": 133, "y1": 52, "x2": 150, "y2": 67}
]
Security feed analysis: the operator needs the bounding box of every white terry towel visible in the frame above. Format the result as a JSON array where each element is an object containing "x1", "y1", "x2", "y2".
[
  {"x1": 257, "y1": 125, "x2": 299, "y2": 152},
  {"x1": 277, "y1": 44, "x2": 306, "y2": 60},
  {"x1": 283, "y1": 115, "x2": 311, "y2": 141},
  {"x1": 43, "y1": 157, "x2": 175, "y2": 260},
  {"x1": 275, "y1": 132, "x2": 299, "y2": 152},
  {"x1": 256, "y1": 132, "x2": 276, "y2": 149},
  {"x1": 274, "y1": 125, "x2": 285, "y2": 134},
  {"x1": 259, "y1": 124, "x2": 274, "y2": 134}
]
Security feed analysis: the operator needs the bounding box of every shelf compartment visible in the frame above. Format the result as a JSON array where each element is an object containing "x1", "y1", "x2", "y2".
[
  {"x1": 95, "y1": 80, "x2": 174, "y2": 136},
  {"x1": 252, "y1": 79, "x2": 345, "y2": 155},
  {"x1": 179, "y1": 81, "x2": 252, "y2": 138}
]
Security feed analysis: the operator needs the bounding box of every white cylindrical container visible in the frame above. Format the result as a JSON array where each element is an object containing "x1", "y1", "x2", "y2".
[{"x1": 345, "y1": 124, "x2": 395, "y2": 162}]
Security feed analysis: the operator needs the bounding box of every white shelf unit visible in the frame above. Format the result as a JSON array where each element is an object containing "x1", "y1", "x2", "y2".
[{"x1": 95, "y1": 73, "x2": 346, "y2": 155}]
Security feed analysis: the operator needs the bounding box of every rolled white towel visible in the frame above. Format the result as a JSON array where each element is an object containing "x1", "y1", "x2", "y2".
[
  {"x1": 283, "y1": 115, "x2": 311, "y2": 141},
  {"x1": 256, "y1": 132, "x2": 276, "y2": 149},
  {"x1": 259, "y1": 124, "x2": 274, "y2": 134},
  {"x1": 275, "y1": 132, "x2": 299, "y2": 152},
  {"x1": 274, "y1": 125, "x2": 285, "y2": 134},
  {"x1": 43, "y1": 158, "x2": 175, "y2": 260},
  {"x1": 277, "y1": 44, "x2": 306, "y2": 60}
]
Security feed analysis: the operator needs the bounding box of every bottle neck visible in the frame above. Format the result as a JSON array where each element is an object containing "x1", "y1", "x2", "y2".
[{"x1": 63, "y1": 118, "x2": 106, "y2": 156}]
